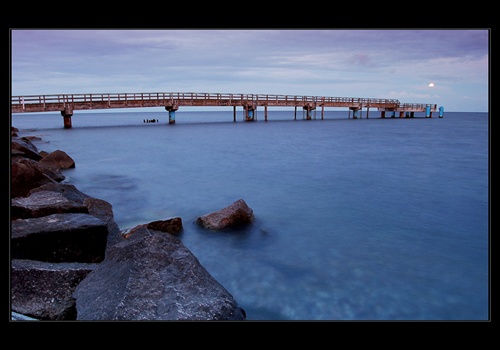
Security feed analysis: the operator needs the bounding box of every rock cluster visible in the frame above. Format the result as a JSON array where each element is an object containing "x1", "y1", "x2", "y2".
[{"x1": 10, "y1": 127, "x2": 246, "y2": 321}]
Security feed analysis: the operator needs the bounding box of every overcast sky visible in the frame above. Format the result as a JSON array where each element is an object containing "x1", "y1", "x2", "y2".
[{"x1": 11, "y1": 29, "x2": 489, "y2": 112}]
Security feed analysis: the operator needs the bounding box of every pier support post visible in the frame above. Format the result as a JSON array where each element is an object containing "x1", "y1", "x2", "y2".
[
  {"x1": 425, "y1": 105, "x2": 432, "y2": 118},
  {"x1": 381, "y1": 111, "x2": 385, "y2": 118},
  {"x1": 439, "y1": 106, "x2": 444, "y2": 118},
  {"x1": 294, "y1": 106, "x2": 297, "y2": 120},
  {"x1": 165, "y1": 104, "x2": 178, "y2": 124},
  {"x1": 303, "y1": 104, "x2": 314, "y2": 120},
  {"x1": 350, "y1": 108, "x2": 359, "y2": 119},
  {"x1": 321, "y1": 105, "x2": 324, "y2": 120},
  {"x1": 61, "y1": 107, "x2": 73, "y2": 129},
  {"x1": 233, "y1": 106, "x2": 236, "y2": 122},
  {"x1": 391, "y1": 111, "x2": 396, "y2": 118},
  {"x1": 366, "y1": 107, "x2": 370, "y2": 119},
  {"x1": 244, "y1": 105, "x2": 255, "y2": 121},
  {"x1": 399, "y1": 111, "x2": 404, "y2": 118},
  {"x1": 264, "y1": 105, "x2": 268, "y2": 121}
]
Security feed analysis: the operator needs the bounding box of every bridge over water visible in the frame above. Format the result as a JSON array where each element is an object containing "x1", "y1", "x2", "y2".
[{"x1": 11, "y1": 92, "x2": 442, "y2": 128}]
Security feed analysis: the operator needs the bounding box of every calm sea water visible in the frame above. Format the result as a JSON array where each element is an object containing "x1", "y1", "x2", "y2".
[{"x1": 11, "y1": 109, "x2": 489, "y2": 321}]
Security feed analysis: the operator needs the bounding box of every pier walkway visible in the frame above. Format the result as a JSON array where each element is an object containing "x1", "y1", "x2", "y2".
[{"x1": 11, "y1": 92, "x2": 442, "y2": 128}]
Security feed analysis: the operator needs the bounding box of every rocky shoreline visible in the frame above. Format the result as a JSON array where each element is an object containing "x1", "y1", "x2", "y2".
[{"x1": 10, "y1": 126, "x2": 248, "y2": 321}]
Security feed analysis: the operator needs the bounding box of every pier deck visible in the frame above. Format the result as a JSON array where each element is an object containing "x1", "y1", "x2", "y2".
[{"x1": 11, "y1": 92, "x2": 441, "y2": 127}]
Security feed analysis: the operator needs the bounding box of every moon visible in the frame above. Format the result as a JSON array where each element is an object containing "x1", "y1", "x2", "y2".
[{"x1": 428, "y1": 82, "x2": 435, "y2": 87}]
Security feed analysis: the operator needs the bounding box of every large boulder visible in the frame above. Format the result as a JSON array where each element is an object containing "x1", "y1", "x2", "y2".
[
  {"x1": 11, "y1": 190, "x2": 89, "y2": 220},
  {"x1": 11, "y1": 213, "x2": 109, "y2": 263},
  {"x1": 39, "y1": 149, "x2": 75, "y2": 170},
  {"x1": 10, "y1": 183, "x2": 124, "y2": 321},
  {"x1": 196, "y1": 199, "x2": 255, "y2": 230},
  {"x1": 11, "y1": 137, "x2": 43, "y2": 161},
  {"x1": 11, "y1": 158, "x2": 59, "y2": 198},
  {"x1": 29, "y1": 182, "x2": 90, "y2": 203},
  {"x1": 73, "y1": 226, "x2": 246, "y2": 320},
  {"x1": 11, "y1": 259, "x2": 98, "y2": 320},
  {"x1": 14, "y1": 182, "x2": 122, "y2": 250}
]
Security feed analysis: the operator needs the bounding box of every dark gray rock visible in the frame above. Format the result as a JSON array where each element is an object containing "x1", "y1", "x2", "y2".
[
  {"x1": 197, "y1": 199, "x2": 255, "y2": 230},
  {"x1": 83, "y1": 197, "x2": 123, "y2": 249},
  {"x1": 11, "y1": 190, "x2": 89, "y2": 220},
  {"x1": 11, "y1": 213, "x2": 108, "y2": 263},
  {"x1": 18, "y1": 183, "x2": 122, "y2": 250},
  {"x1": 29, "y1": 182, "x2": 90, "y2": 203},
  {"x1": 73, "y1": 226, "x2": 246, "y2": 320},
  {"x1": 11, "y1": 259, "x2": 98, "y2": 320}
]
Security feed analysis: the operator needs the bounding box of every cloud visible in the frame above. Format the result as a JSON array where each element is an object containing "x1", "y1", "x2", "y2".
[{"x1": 10, "y1": 29, "x2": 489, "y2": 111}]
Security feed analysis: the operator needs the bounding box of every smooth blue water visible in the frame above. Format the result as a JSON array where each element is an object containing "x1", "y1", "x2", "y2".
[{"x1": 11, "y1": 109, "x2": 489, "y2": 321}]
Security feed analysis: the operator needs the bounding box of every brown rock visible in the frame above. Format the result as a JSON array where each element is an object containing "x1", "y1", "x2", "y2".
[
  {"x1": 196, "y1": 199, "x2": 254, "y2": 230},
  {"x1": 11, "y1": 158, "x2": 57, "y2": 198},
  {"x1": 39, "y1": 149, "x2": 75, "y2": 170},
  {"x1": 147, "y1": 217, "x2": 183, "y2": 235},
  {"x1": 121, "y1": 217, "x2": 183, "y2": 239},
  {"x1": 11, "y1": 137, "x2": 42, "y2": 161}
]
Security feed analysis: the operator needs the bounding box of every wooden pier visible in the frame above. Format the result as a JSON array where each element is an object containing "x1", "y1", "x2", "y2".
[{"x1": 11, "y1": 92, "x2": 442, "y2": 128}]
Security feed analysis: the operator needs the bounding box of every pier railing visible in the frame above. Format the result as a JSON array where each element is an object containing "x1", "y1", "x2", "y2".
[{"x1": 11, "y1": 92, "x2": 404, "y2": 111}]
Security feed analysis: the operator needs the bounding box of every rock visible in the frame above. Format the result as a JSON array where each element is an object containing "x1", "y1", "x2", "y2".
[
  {"x1": 83, "y1": 197, "x2": 122, "y2": 249},
  {"x1": 122, "y1": 218, "x2": 183, "y2": 239},
  {"x1": 121, "y1": 224, "x2": 147, "y2": 239},
  {"x1": 197, "y1": 199, "x2": 255, "y2": 230},
  {"x1": 73, "y1": 226, "x2": 246, "y2": 320},
  {"x1": 10, "y1": 131, "x2": 246, "y2": 321},
  {"x1": 11, "y1": 213, "x2": 109, "y2": 263},
  {"x1": 11, "y1": 190, "x2": 89, "y2": 220},
  {"x1": 147, "y1": 217, "x2": 183, "y2": 235},
  {"x1": 11, "y1": 259, "x2": 98, "y2": 320},
  {"x1": 11, "y1": 158, "x2": 58, "y2": 198},
  {"x1": 28, "y1": 182, "x2": 89, "y2": 201},
  {"x1": 15, "y1": 183, "x2": 122, "y2": 249},
  {"x1": 39, "y1": 149, "x2": 75, "y2": 170},
  {"x1": 11, "y1": 137, "x2": 42, "y2": 161}
]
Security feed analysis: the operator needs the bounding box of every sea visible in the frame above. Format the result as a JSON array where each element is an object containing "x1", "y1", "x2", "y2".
[{"x1": 11, "y1": 108, "x2": 490, "y2": 321}]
